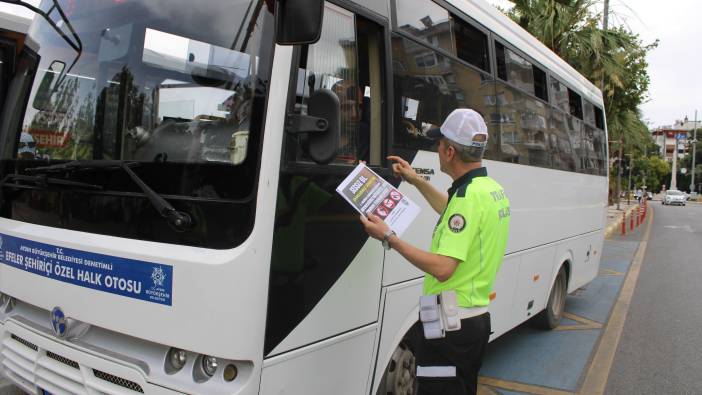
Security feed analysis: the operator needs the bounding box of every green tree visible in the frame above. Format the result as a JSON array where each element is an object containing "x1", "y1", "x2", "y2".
[{"x1": 632, "y1": 156, "x2": 669, "y2": 193}]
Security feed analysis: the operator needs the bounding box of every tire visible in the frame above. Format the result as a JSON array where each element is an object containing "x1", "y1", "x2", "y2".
[
  {"x1": 535, "y1": 266, "x2": 567, "y2": 330},
  {"x1": 377, "y1": 342, "x2": 417, "y2": 395}
]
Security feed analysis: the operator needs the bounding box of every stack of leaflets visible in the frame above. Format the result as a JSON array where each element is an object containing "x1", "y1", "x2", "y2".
[{"x1": 336, "y1": 163, "x2": 420, "y2": 236}]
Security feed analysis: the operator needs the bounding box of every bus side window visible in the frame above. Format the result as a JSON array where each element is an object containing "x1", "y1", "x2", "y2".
[
  {"x1": 289, "y1": 3, "x2": 384, "y2": 166},
  {"x1": 391, "y1": 35, "x2": 497, "y2": 158}
]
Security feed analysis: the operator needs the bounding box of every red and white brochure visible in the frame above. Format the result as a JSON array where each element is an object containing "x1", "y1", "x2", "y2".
[{"x1": 336, "y1": 163, "x2": 420, "y2": 237}]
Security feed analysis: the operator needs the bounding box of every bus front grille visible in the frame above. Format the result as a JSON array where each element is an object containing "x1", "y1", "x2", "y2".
[
  {"x1": 47, "y1": 350, "x2": 80, "y2": 370},
  {"x1": 1, "y1": 330, "x2": 147, "y2": 395},
  {"x1": 10, "y1": 333, "x2": 37, "y2": 351},
  {"x1": 94, "y1": 369, "x2": 144, "y2": 393},
  {"x1": 4, "y1": 332, "x2": 88, "y2": 394}
]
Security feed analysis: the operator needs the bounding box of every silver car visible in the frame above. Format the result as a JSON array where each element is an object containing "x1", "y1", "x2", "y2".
[{"x1": 663, "y1": 190, "x2": 686, "y2": 206}]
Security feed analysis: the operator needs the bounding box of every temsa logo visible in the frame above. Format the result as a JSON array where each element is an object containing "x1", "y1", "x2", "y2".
[{"x1": 413, "y1": 168, "x2": 435, "y2": 181}]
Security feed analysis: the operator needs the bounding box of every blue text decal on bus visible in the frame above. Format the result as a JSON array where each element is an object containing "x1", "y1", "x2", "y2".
[{"x1": 0, "y1": 234, "x2": 173, "y2": 306}]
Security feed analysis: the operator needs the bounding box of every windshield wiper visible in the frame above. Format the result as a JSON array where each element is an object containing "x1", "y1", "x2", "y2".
[
  {"x1": 26, "y1": 161, "x2": 193, "y2": 232},
  {"x1": 0, "y1": 173, "x2": 102, "y2": 190}
]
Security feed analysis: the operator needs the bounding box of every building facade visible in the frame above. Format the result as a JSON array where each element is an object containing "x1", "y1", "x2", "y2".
[{"x1": 651, "y1": 116, "x2": 699, "y2": 161}]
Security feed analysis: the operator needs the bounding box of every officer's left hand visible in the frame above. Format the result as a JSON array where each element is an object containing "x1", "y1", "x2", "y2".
[{"x1": 359, "y1": 214, "x2": 390, "y2": 241}]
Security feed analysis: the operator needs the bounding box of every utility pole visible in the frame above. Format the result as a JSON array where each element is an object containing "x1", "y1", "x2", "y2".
[
  {"x1": 671, "y1": 133, "x2": 679, "y2": 190},
  {"x1": 603, "y1": 0, "x2": 610, "y2": 29},
  {"x1": 601, "y1": 0, "x2": 610, "y2": 91},
  {"x1": 690, "y1": 110, "x2": 698, "y2": 193},
  {"x1": 617, "y1": 138, "x2": 623, "y2": 209}
]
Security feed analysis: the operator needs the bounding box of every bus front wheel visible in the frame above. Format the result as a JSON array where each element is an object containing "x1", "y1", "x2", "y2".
[
  {"x1": 377, "y1": 341, "x2": 417, "y2": 395},
  {"x1": 536, "y1": 265, "x2": 567, "y2": 330}
]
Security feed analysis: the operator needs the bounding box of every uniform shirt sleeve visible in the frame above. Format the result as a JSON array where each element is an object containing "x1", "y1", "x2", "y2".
[{"x1": 433, "y1": 196, "x2": 480, "y2": 262}]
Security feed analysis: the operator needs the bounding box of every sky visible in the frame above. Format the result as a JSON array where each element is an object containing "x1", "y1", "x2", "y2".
[
  {"x1": 1, "y1": 0, "x2": 698, "y2": 129},
  {"x1": 486, "y1": 0, "x2": 702, "y2": 129}
]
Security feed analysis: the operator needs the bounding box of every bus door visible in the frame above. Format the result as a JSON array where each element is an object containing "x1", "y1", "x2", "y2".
[{"x1": 261, "y1": 2, "x2": 388, "y2": 393}]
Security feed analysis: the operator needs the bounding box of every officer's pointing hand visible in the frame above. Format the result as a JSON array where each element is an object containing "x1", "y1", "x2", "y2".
[
  {"x1": 387, "y1": 156, "x2": 419, "y2": 185},
  {"x1": 359, "y1": 214, "x2": 389, "y2": 241}
]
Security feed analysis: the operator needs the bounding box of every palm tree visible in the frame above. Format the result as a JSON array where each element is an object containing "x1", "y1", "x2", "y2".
[{"x1": 506, "y1": 0, "x2": 656, "y2": 153}]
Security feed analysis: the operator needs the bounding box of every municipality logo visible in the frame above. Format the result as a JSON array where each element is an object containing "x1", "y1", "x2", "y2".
[{"x1": 151, "y1": 266, "x2": 166, "y2": 287}]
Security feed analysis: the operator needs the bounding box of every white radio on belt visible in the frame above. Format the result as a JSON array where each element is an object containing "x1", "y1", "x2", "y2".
[{"x1": 419, "y1": 290, "x2": 461, "y2": 339}]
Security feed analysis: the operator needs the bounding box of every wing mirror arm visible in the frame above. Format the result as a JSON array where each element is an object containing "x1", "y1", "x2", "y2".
[
  {"x1": 285, "y1": 114, "x2": 328, "y2": 136},
  {"x1": 285, "y1": 89, "x2": 340, "y2": 165}
]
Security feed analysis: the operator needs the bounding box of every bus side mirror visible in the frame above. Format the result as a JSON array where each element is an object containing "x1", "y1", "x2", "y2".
[
  {"x1": 32, "y1": 60, "x2": 66, "y2": 112},
  {"x1": 286, "y1": 89, "x2": 340, "y2": 164},
  {"x1": 274, "y1": 0, "x2": 324, "y2": 45}
]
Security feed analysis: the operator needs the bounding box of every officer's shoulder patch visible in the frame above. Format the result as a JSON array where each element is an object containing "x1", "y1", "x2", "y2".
[{"x1": 447, "y1": 214, "x2": 466, "y2": 233}]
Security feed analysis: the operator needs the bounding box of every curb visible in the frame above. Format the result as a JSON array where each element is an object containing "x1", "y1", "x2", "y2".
[{"x1": 604, "y1": 205, "x2": 646, "y2": 239}]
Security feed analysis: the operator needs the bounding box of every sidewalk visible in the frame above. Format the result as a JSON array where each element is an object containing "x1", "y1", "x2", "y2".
[{"x1": 604, "y1": 199, "x2": 649, "y2": 239}]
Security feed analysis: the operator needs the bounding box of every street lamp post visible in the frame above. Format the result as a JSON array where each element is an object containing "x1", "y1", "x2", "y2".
[
  {"x1": 609, "y1": 139, "x2": 624, "y2": 210},
  {"x1": 626, "y1": 153, "x2": 633, "y2": 205},
  {"x1": 690, "y1": 110, "x2": 698, "y2": 193}
]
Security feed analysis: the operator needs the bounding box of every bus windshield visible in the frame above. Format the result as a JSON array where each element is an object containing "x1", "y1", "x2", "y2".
[
  {"x1": 13, "y1": 0, "x2": 270, "y2": 165},
  {"x1": 0, "y1": 0, "x2": 274, "y2": 248}
]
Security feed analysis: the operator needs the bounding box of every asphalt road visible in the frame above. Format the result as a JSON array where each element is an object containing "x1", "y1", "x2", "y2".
[{"x1": 606, "y1": 202, "x2": 702, "y2": 394}]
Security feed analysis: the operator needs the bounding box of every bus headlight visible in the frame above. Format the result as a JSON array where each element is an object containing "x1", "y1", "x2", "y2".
[
  {"x1": 202, "y1": 355, "x2": 218, "y2": 377},
  {"x1": 167, "y1": 348, "x2": 187, "y2": 372}
]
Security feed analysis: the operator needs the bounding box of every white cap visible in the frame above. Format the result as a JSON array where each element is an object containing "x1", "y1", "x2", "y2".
[{"x1": 427, "y1": 109, "x2": 488, "y2": 148}]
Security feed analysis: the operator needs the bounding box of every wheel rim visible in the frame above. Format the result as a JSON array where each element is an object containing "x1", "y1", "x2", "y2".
[
  {"x1": 387, "y1": 344, "x2": 416, "y2": 395},
  {"x1": 549, "y1": 271, "x2": 566, "y2": 320}
]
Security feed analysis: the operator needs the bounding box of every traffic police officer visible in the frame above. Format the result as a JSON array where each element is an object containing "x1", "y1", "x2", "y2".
[{"x1": 360, "y1": 109, "x2": 510, "y2": 394}]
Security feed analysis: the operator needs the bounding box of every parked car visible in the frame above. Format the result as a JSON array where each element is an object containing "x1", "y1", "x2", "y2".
[
  {"x1": 690, "y1": 192, "x2": 699, "y2": 201},
  {"x1": 663, "y1": 190, "x2": 686, "y2": 206},
  {"x1": 646, "y1": 191, "x2": 653, "y2": 200}
]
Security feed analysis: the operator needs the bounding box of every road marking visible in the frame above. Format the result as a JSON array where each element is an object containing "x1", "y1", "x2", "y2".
[
  {"x1": 599, "y1": 269, "x2": 625, "y2": 276},
  {"x1": 553, "y1": 312, "x2": 603, "y2": 331},
  {"x1": 477, "y1": 384, "x2": 501, "y2": 395},
  {"x1": 479, "y1": 377, "x2": 573, "y2": 395},
  {"x1": 663, "y1": 225, "x2": 694, "y2": 232},
  {"x1": 578, "y1": 206, "x2": 654, "y2": 395}
]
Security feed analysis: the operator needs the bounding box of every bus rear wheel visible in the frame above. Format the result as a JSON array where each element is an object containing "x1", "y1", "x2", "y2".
[
  {"x1": 536, "y1": 266, "x2": 567, "y2": 330},
  {"x1": 377, "y1": 342, "x2": 417, "y2": 395}
]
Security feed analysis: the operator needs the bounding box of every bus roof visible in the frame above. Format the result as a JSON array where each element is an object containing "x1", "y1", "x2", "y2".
[
  {"x1": 0, "y1": 8, "x2": 32, "y2": 34},
  {"x1": 446, "y1": 0, "x2": 604, "y2": 107}
]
